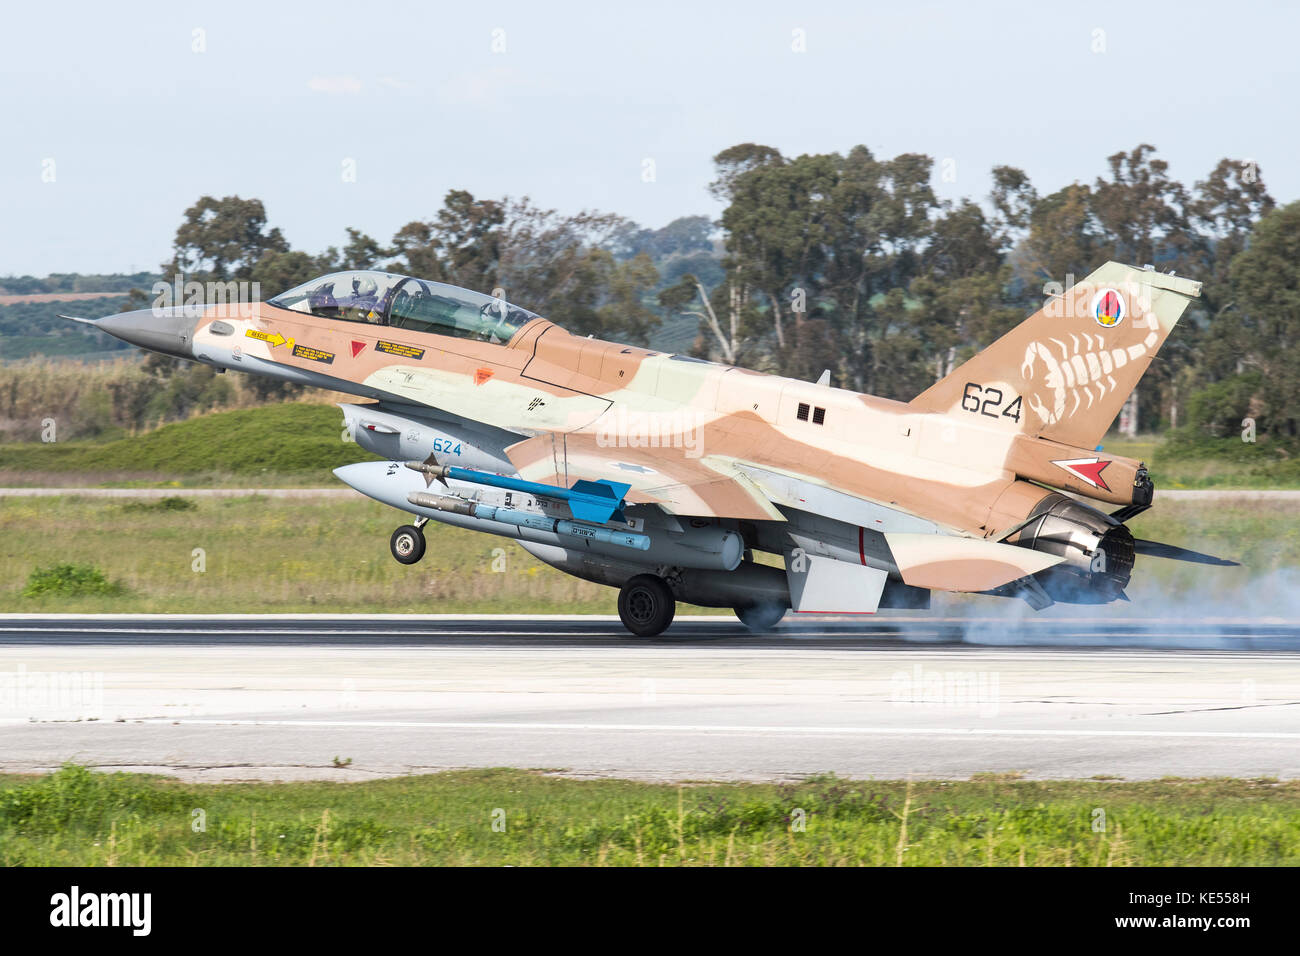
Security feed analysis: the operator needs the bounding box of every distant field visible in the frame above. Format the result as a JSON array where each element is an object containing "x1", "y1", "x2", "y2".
[
  {"x1": 0, "y1": 493, "x2": 1289, "y2": 614},
  {"x1": 1103, "y1": 435, "x2": 1300, "y2": 489},
  {"x1": 1093, "y1": 437, "x2": 1160, "y2": 463},
  {"x1": 0, "y1": 291, "x2": 121, "y2": 305},
  {"x1": 0, "y1": 294, "x2": 135, "y2": 361},
  {"x1": 0, "y1": 404, "x2": 371, "y2": 486},
  {"x1": 1, "y1": 765, "x2": 1295, "y2": 866}
]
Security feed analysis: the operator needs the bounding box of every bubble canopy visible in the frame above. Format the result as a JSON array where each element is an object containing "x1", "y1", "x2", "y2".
[{"x1": 267, "y1": 271, "x2": 541, "y2": 346}]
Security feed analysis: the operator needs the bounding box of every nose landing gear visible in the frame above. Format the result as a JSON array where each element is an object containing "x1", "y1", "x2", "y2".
[{"x1": 389, "y1": 518, "x2": 427, "y2": 565}]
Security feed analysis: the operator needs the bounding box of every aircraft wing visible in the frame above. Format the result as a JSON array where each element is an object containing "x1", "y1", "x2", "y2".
[
  {"x1": 505, "y1": 434, "x2": 786, "y2": 521},
  {"x1": 508, "y1": 436, "x2": 966, "y2": 528},
  {"x1": 507, "y1": 438, "x2": 1067, "y2": 593},
  {"x1": 732, "y1": 464, "x2": 942, "y2": 533}
]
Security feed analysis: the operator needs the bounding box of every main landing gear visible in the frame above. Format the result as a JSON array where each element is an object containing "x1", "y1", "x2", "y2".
[
  {"x1": 389, "y1": 518, "x2": 428, "y2": 565},
  {"x1": 614, "y1": 576, "x2": 789, "y2": 637},
  {"x1": 617, "y1": 574, "x2": 676, "y2": 637},
  {"x1": 733, "y1": 601, "x2": 786, "y2": 632}
]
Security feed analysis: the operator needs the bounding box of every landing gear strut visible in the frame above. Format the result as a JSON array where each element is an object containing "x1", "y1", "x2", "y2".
[
  {"x1": 390, "y1": 522, "x2": 427, "y2": 565},
  {"x1": 617, "y1": 574, "x2": 676, "y2": 637}
]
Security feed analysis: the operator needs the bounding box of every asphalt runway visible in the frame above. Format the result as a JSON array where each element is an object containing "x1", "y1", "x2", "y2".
[{"x1": 1, "y1": 615, "x2": 1297, "y2": 783}]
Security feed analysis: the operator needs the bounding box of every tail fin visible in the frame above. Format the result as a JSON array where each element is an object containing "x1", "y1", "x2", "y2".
[{"x1": 910, "y1": 263, "x2": 1201, "y2": 448}]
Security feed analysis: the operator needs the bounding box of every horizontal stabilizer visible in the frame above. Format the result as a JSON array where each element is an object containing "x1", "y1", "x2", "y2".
[
  {"x1": 885, "y1": 533, "x2": 1064, "y2": 592},
  {"x1": 1110, "y1": 503, "x2": 1151, "y2": 523},
  {"x1": 1132, "y1": 539, "x2": 1239, "y2": 567}
]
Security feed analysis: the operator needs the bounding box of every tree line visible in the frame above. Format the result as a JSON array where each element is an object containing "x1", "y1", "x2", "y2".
[{"x1": 668, "y1": 143, "x2": 1288, "y2": 440}]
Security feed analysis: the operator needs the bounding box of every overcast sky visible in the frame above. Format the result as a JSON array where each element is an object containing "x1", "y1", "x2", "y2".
[{"x1": 4, "y1": 0, "x2": 1296, "y2": 276}]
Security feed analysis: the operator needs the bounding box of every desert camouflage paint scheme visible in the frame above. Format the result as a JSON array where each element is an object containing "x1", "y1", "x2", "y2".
[{"x1": 78, "y1": 262, "x2": 1229, "y2": 632}]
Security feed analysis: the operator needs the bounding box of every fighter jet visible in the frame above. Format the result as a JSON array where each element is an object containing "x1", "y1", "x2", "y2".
[{"x1": 66, "y1": 262, "x2": 1236, "y2": 636}]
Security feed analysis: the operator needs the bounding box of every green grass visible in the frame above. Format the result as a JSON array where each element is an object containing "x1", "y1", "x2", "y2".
[
  {"x1": 0, "y1": 403, "x2": 374, "y2": 486},
  {"x1": 1149, "y1": 450, "x2": 1300, "y2": 490},
  {"x1": 1, "y1": 765, "x2": 1295, "y2": 866},
  {"x1": 1094, "y1": 436, "x2": 1161, "y2": 464},
  {"x1": 0, "y1": 494, "x2": 623, "y2": 614},
  {"x1": 0, "y1": 495, "x2": 1292, "y2": 614},
  {"x1": 1103, "y1": 433, "x2": 1300, "y2": 489},
  {"x1": 1124, "y1": 498, "x2": 1300, "y2": 574}
]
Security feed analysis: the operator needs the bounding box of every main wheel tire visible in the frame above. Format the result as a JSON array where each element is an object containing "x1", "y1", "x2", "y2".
[
  {"x1": 389, "y1": 525, "x2": 426, "y2": 565},
  {"x1": 617, "y1": 574, "x2": 676, "y2": 637},
  {"x1": 734, "y1": 602, "x2": 786, "y2": 632}
]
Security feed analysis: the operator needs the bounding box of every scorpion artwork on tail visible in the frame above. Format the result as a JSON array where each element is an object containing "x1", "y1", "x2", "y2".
[{"x1": 1020, "y1": 308, "x2": 1160, "y2": 427}]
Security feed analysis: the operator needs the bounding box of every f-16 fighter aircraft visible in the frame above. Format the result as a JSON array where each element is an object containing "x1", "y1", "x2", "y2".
[{"x1": 66, "y1": 262, "x2": 1236, "y2": 636}]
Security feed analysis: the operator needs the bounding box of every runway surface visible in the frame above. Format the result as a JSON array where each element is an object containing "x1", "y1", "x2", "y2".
[{"x1": 1, "y1": 615, "x2": 1297, "y2": 783}]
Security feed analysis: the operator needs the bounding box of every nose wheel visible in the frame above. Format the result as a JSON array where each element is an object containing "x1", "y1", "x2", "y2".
[
  {"x1": 617, "y1": 574, "x2": 676, "y2": 637},
  {"x1": 390, "y1": 524, "x2": 427, "y2": 565}
]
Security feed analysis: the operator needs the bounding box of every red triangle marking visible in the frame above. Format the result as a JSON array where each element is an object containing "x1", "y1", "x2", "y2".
[
  {"x1": 474, "y1": 367, "x2": 494, "y2": 386},
  {"x1": 1069, "y1": 459, "x2": 1111, "y2": 491},
  {"x1": 350, "y1": 340, "x2": 366, "y2": 358}
]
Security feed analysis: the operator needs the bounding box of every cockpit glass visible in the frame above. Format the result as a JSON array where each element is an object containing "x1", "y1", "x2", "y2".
[
  {"x1": 387, "y1": 278, "x2": 537, "y2": 344},
  {"x1": 268, "y1": 271, "x2": 540, "y2": 344},
  {"x1": 268, "y1": 272, "x2": 404, "y2": 324}
]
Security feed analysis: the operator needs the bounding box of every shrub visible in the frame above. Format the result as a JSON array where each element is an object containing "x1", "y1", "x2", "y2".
[
  {"x1": 121, "y1": 496, "x2": 197, "y2": 513},
  {"x1": 21, "y1": 563, "x2": 125, "y2": 597},
  {"x1": 0, "y1": 764, "x2": 191, "y2": 833}
]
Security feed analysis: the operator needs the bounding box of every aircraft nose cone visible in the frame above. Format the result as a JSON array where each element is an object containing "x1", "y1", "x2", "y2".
[{"x1": 95, "y1": 308, "x2": 198, "y2": 359}]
